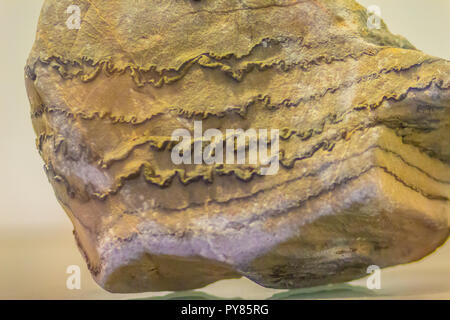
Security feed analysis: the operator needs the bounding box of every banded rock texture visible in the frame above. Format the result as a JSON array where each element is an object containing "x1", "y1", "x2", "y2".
[{"x1": 25, "y1": 0, "x2": 450, "y2": 292}]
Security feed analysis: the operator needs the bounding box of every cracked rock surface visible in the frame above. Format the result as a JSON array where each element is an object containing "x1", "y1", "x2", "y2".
[{"x1": 25, "y1": 0, "x2": 449, "y2": 292}]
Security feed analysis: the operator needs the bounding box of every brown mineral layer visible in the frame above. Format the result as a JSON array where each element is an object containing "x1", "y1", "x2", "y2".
[{"x1": 25, "y1": 0, "x2": 449, "y2": 293}]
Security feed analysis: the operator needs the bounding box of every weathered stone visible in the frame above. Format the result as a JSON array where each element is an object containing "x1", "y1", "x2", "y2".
[{"x1": 25, "y1": 0, "x2": 449, "y2": 293}]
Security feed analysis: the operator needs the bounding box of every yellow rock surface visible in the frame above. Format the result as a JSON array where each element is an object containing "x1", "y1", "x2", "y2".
[{"x1": 25, "y1": 0, "x2": 450, "y2": 292}]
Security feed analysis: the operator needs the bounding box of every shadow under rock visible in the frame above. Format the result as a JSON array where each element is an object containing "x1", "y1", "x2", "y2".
[
  {"x1": 137, "y1": 283, "x2": 383, "y2": 300},
  {"x1": 268, "y1": 283, "x2": 384, "y2": 300},
  {"x1": 137, "y1": 291, "x2": 244, "y2": 300}
]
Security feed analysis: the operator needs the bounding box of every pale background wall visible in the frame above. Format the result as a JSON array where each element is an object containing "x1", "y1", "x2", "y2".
[{"x1": 0, "y1": 0, "x2": 448, "y2": 299}]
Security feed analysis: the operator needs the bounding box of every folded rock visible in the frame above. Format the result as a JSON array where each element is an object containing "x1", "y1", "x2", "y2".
[{"x1": 25, "y1": 0, "x2": 449, "y2": 293}]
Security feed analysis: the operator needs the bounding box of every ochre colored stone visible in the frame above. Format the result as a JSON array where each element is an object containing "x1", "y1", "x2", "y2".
[{"x1": 26, "y1": 0, "x2": 449, "y2": 293}]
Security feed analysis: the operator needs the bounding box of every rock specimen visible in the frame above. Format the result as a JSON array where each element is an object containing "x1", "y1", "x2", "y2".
[{"x1": 25, "y1": 0, "x2": 449, "y2": 293}]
